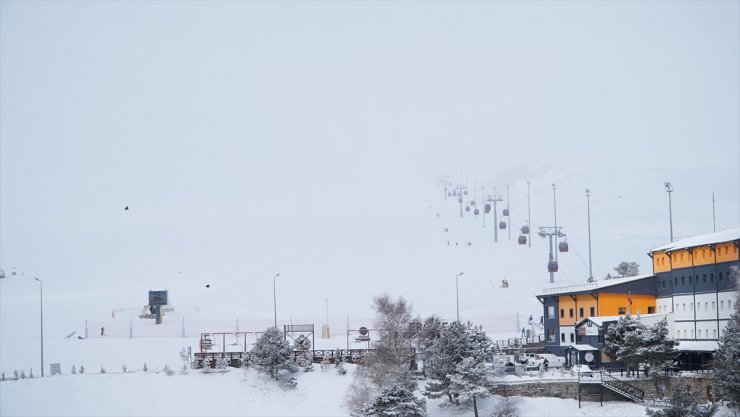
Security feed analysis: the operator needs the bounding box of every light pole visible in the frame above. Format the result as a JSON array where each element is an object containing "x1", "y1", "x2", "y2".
[
  {"x1": 665, "y1": 182, "x2": 673, "y2": 241},
  {"x1": 586, "y1": 189, "x2": 593, "y2": 281},
  {"x1": 273, "y1": 273, "x2": 280, "y2": 328},
  {"x1": 34, "y1": 277, "x2": 44, "y2": 377},
  {"x1": 455, "y1": 272, "x2": 464, "y2": 322}
]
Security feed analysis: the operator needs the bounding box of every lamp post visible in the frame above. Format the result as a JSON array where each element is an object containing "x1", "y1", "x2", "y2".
[
  {"x1": 664, "y1": 182, "x2": 673, "y2": 241},
  {"x1": 455, "y1": 272, "x2": 464, "y2": 322},
  {"x1": 586, "y1": 189, "x2": 593, "y2": 281},
  {"x1": 34, "y1": 277, "x2": 44, "y2": 377},
  {"x1": 273, "y1": 273, "x2": 280, "y2": 328}
]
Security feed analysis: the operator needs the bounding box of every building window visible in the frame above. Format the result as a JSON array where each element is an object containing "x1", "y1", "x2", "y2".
[
  {"x1": 719, "y1": 272, "x2": 723, "y2": 281},
  {"x1": 662, "y1": 280, "x2": 666, "y2": 289},
  {"x1": 682, "y1": 303, "x2": 686, "y2": 311},
  {"x1": 579, "y1": 307, "x2": 584, "y2": 317},
  {"x1": 720, "y1": 300, "x2": 724, "y2": 310},
  {"x1": 560, "y1": 309, "x2": 564, "y2": 318},
  {"x1": 618, "y1": 307, "x2": 626, "y2": 315},
  {"x1": 697, "y1": 303, "x2": 700, "y2": 311},
  {"x1": 648, "y1": 306, "x2": 655, "y2": 314},
  {"x1": 590, "y1": 306, "x2": 595, "y2": 316},
  {"x1": 547, "y1": 329, "x2": 555, "y2": 342},
  {"x1": 712, "y1": 301, "x2": 715, "y2": 310},
  {"x1": 570, "y1": 333, "x2": 575, "y2": 343},
  {"x1": 705, "y1": 302, "x2": 708, "y2": 310},
  {"x1": 561, "y1": 333, "x2": 565, "y2": 342},
  {"x1": 677, "y1": 330, "x2": 681, "y2": 338},
  {"x1": 690, "y1": 302, "x2": 693, "y2": 311},
  {"x1": 711, "y1": 273, "x2": 714, "y2": 282},
  {"x1": 698, "y1": 329, "x2": 702, "y2": 338},
  {"x1": 683, "y1": 329, "x2": 687, "y2": 338},
  {"x1": 703, "y1": 274, "x2": 707, "y2": 283},
  {"x1": 689, "y1": 276, "x2": 692, "y2": 284},
  {"x1": 682, "y1": 277, "x2": 685, "y2": 285},
  {"x1": 547, "y1": 306, "x2": 555, "y2": 319},
  {"x1": 674, "y1": 277, "x2": 678, "y2": 285},
  {"x1": 713, "y1": 329, "x2": 717, "y2": 338},
  {"x1": 569, "y1": 308, "x2": 574, "y2": 318}
]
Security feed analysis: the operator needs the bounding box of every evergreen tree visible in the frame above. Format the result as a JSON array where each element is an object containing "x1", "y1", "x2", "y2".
[
  {"x1": 424, "y1": 321, "x2": 491, "y2": 408},
  {"x1": 361, "y1": 383, "x2": 427, "y2": 417},
  {"x1": 448, "y1": 357, "x2": 491, "y2": 417},
  {"x1": 603, "y1": 314, "x2": 645, "y2": 376},
  {"x1": 646, "y1": 379, "x2": 718, "y2": 417},
  {"x1": 252, "y1": 326, "x2": 294, "y2": 380},
  {"x1": 424, "y1": 321, "x2": 469, "y2": 404},
  {"x1": 639, "y1": 318, "x2": 678, "y2": 372},
  {"x1": 713, "y1": 292, "x2": 740, "y2": 412},
  {"x1": 418, "y1": 315, "x2": 444, "y2": 377}
]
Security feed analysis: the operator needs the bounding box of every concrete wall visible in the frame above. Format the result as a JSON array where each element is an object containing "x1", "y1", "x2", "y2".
[{"x1": 490, "y1": 375, "x2": 715, "y2": 403}]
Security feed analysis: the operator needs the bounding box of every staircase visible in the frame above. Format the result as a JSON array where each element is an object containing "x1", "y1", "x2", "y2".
[{"x1": 599, "y1": 371, "x2": 645, "y2": 403}]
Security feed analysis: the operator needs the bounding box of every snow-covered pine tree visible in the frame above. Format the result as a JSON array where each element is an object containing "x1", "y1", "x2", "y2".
[
  {"x1": 142, "y1": 363, "x2": 147, "y2": 372},
  {"x1": 13, "y1": 370, "x2": 18, "y2": 379},
  {"x1": 418, "y1": 315, "x2": 444, "y2": 376},
  {"x1": 79, "y1": 365, "x2": 85, "y2": 374},
  {"x1": 423, "y1": 321, "x2": 470, "y2": 405},
  {"x1": 252, "y1": 326, "x2": 294, "y2": 380},
  {"x1": 1, "y1": 372, "x2": 5, "y2": 381},
  {"x1": 20, "y1": 370, "x2": 25, "y2": 379},
  {"x1": 100, "y1": 365, "x2": 106, "y2": 374},
  {"x1": 603, "y1": 314, "x2": 645, "y2": 376},
  {"x1": 713, "y1": 291, "x2": 740, "y2": 412},
  {"x1": 122, "y1": 364, "x2": 127, "y2": 373},
  {"x1": 639, "y1": 318, "x2": 678, "y2": 373},
  {"x1": 448, "y1": 357, "x2": 491, "y2": 417},
  {"x1": 71, "y1": 365, "x2": 76, "y2": 374},
  {"x1": 29, "y1": 369, "x2": 33, "y2": 378},
  {"x1": 361, "y1": 383, "x2": 427, "y2": 417},
  {"x1": 646, "y1": 379, "x2": 718, "y2": 417}
]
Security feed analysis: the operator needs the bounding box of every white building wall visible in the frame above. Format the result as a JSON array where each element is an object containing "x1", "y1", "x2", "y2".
[
  {"x1": 718, "y1": 291, "x2": 737, "y2": 319},
  {"x1": 672, "y1": 294, "x2": 695, "y2": 321},
  {"x1": 657, "y1": 297, "x2": 673, "y2": 314},
  {"x1": 558, "y1": 325, "x2": 575, "y2": 346},
  {"x1": 675, "y1": 321, "x2": 696, "y2": 339},
  {"x1": 695, "y1": 293, "x2": 718, "y2": 320}
]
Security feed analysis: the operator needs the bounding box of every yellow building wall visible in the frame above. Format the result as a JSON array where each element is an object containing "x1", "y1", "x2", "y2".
[
  {"x1": 670, "y1": 249, "x2": 692, "y2": 269},
  {"x1": 558, "y1": 295, "x2": 577, "y2": 325},
  {"x1": 575, "y1": 294, "x2": 598, "y2": 321},
  {"x1": 716, "y1": 242, "x2": 739, "y2": 263},
  {"x1": 598, "y1": 293, "x2": 656, "y2": 317},
  {"x1": 692, "y1": 245, "x2": 715, "y2": 266},
  {"x1": 652, "y1": 251, "x2": 671, "y2": 273}
]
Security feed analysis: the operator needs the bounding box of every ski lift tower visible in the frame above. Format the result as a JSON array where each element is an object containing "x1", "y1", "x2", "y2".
[
  {"x1": 538, "y1": 227, "x2": 565, "y2": 284},
  {"x1": 486, "y1": 192, "x2": 504, "y2": 242},
  {"x1": 455, "y1": 184, "x2": 468, "y2": 218}
]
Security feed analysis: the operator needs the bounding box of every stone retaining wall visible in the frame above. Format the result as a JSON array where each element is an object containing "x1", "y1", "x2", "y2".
[{"x1": 490, "y1": 374, "x2": 715, "y2": 403}]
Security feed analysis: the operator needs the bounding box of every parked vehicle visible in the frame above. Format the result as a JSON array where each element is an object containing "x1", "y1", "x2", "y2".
[{"x1": 525, "y1": 353, "x2": 565, "y2": 368}]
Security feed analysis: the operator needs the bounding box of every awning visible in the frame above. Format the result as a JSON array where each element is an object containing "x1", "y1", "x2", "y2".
[
  {"x1": 676, "y1": 341, "x2": 719, "y2": 352},
  {"x1": 566, "y1": 344, "x2": 598, "y2": 351}
]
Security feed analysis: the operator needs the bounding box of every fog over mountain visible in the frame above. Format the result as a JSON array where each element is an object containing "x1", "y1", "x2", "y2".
[{"x1": 2, "y1": 1, "x2": 738, "y2": 330}]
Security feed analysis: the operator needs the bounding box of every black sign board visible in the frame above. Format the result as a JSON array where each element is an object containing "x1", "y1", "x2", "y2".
[{"x1": 149, "y1": 290, "x2": 168, "y2": 306}]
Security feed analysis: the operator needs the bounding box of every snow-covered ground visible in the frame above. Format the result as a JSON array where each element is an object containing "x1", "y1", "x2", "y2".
[{"x1": 0, "y1": 361, "x2": 651, "y2": 417}]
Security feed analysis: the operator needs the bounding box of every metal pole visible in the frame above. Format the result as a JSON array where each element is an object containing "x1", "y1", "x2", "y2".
[
  {"x1": 273, "y1": 273, "x2": 280, "y2": 328},
  {"x1": 552, "y1": 184, "x2": 558, "y2": 261},
  {"x1": 493, "y1": 199, "x2": 498, "y2": 242},
  {"x1": 35, "y1": 278, "x2": 44, "y2": 377},
  {"x1": 712, "y1": 192, "x2": 716, "y2": 232},
  {"x1": 482, "y1": 186, "x2": 486, "y2": 228},
  {"x1": 549, "y1": 236, "x2": 555, "y2": 284},
  {"x1": 456, "y1": 272, "x2": 464, "y2": 321},
  {"x1": 527, "y1": 181, "x2": 531, "y2": 248},
  {"x1": 586, "y1": 189, "x2": 593, "y2": 281},
  {"x1": 665, "y1": 182, "x2": 673, "y2": 241},
  {"x1": 507, "y1": 184, "x2": 511, "y2": 240}
]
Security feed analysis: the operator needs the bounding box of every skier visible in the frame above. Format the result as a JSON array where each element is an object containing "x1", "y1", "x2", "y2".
[
  {"x1": 543, "y1": 358, "x2": 549, "y2": 372},
  {"x1": 100, "y1": 327, "x2": 105, "y2": 336}
]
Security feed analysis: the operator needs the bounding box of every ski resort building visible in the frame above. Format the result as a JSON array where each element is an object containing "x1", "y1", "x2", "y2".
[
  {"x1": 536, "y1": 228, "x2": 739, "y2": 366},
  {"x1": 649, "y1": 228, "x2": 739, "y2": 341},
  {"x1": 536, "y1": 274, "x2": 657, "y2": 358}
]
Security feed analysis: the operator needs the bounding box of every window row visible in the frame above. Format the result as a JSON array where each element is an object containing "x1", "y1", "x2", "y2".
[
  {"x1": 661, "y1": 272, "x2": 725, "y2": 288},
  {"x1": 669, "y1": 299, "x2": 734, "y2": 313}
]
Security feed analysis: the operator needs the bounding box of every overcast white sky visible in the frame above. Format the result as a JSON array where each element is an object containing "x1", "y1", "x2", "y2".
[{"x1": 1, "y1": 1, "x2": 738, "y2": 319}]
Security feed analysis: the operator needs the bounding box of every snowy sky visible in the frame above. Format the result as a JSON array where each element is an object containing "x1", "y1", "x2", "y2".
[{"x1": 1, "y1": 1, "x2": 738, "y2": 320}]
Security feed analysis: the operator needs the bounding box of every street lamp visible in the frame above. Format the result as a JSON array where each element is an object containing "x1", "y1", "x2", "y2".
[
  {"x1": 664, "y1": 182, "x2": 674, "y2": 241},
  {"x1": 34, "y1": 277, "x2": 44, "y2": 377},
  {"x1": 273, "y1": 273, "x2": 280, "y2": 328},
  {"x1": 455, "y1": 272, "x2": 464, "y2": 322}
]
